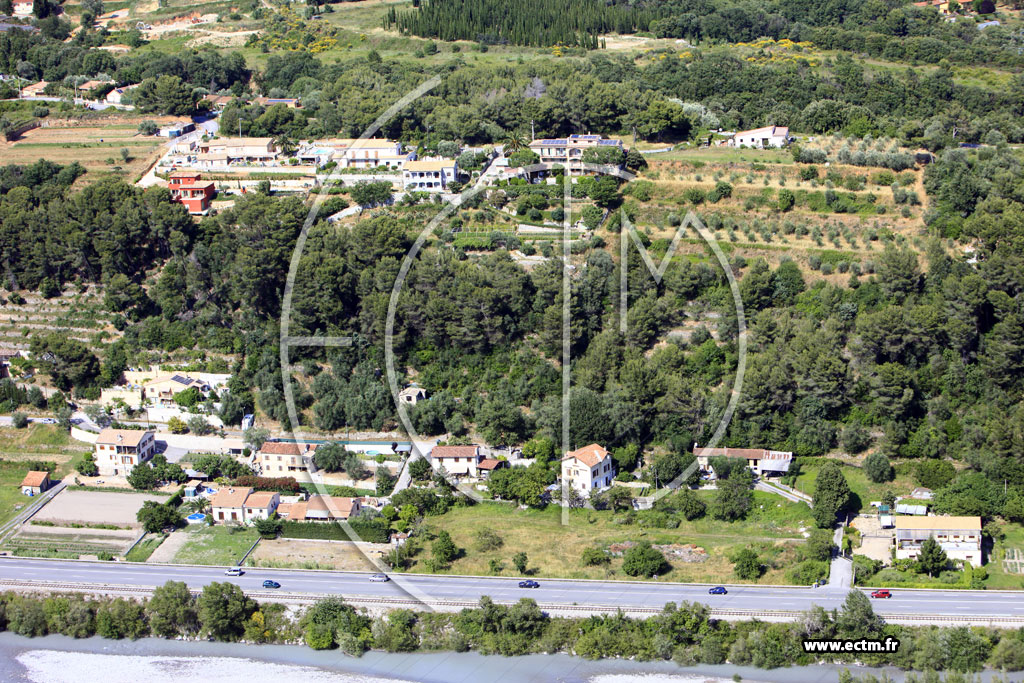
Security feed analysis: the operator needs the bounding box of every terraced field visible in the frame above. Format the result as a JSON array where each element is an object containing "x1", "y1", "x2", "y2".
[{"x1": 0, "y1": 287, "x2": 120, "y2": 353}]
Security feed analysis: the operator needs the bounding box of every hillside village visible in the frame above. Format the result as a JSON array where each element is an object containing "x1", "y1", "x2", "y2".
[{"x1": 2, "y1": 0, "x2": 1024, "y2": 674}]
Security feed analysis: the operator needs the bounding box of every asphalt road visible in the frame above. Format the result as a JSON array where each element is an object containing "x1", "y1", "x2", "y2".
[{"x1": 1, "y1": 557, "x2": 1023, "y2": 618}]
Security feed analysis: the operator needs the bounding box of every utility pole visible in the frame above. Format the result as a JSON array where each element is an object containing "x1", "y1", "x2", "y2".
[{"x1": 530, "y1": 119, "x2": 535, "y2": 141}]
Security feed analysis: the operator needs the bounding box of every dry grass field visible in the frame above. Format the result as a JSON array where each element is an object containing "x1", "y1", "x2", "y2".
[
  {"x1": 33, "y1": 489, "x2": 166, "y2": 527},
  {"x1": 250, "y1": 538, "x2": 390, "y2": 571},
  {"x1": 2, "y1": 118, "x2": 180, "y2": 184},
  {"x1": 411, "y1": 494, "x2": 813, "y2": 584}
]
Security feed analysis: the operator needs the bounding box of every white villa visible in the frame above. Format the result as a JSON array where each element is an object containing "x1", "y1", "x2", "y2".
[
  {"x1": 560, "y1": 443, "x2": 615, "y2": 496},
  {"x1": 728, "y1": 125, "x2": 790, "y2": 149},
  {"x1": 402, "y1": 159, "x2": 458, "y2": 192}
]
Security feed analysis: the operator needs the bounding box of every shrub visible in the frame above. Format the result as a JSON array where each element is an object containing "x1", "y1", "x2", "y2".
[
  {"x1": 683, "y1": 187, "x2": 705, "y2": 205},
  {"x1": 474, "y1": 528, "x2": 504, "y2": 552},
  {"x1": 777, "y1": 189, "x2": 795, "y2": 212},
  {"x1": 786, "y1": 560, "x2": 829, "y2": 585},
  {"x1": 581, "y1": 547, "x2": 611, "y2": 566},
  {"x1": 621, "y1": 542, "x2": 669, "y2": 577},
  {"x1": 732, "y1": 547, "x2": 763, "y2": 580}
]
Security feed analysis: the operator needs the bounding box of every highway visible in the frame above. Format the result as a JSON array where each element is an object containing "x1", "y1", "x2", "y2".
[{"x1": 1, "y1": 557, "x2": 1023, "y2": 621}]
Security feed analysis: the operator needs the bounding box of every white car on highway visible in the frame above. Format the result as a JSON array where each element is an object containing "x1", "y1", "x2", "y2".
[
  {"x1": 224, "y1": 567, "x2": 244, "y2": 576},
  {"x1": 369, "y1": 573, "x2": 390, "y2": 582}
]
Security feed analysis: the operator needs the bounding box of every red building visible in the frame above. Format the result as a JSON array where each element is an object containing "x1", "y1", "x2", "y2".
[{"x1": 169, "y1": 172, "x2": 216, "y2": 215}]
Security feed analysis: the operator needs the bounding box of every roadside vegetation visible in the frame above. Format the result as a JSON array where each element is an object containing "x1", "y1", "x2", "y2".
[{"x1": 0, "y1": 585, "x2": 1021, "y2": 674}]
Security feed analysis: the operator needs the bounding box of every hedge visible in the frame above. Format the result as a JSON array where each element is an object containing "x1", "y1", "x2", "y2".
[
  {"x1": 280, "y1": 519, "x2": 390, "y2": 544},
  {"x1": 233, "y1": 475, "x2": 302, "y2": 493}
]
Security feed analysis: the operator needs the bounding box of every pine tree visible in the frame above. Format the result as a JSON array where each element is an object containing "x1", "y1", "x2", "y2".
[
  {"x1": 917, "y1": 536, "x2": 948, "y2": 577},
  {"x1": 812, "y1": 461, "x2": 852, "y2": 528}
]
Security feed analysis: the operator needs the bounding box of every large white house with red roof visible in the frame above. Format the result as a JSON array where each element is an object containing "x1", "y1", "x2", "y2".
[{"x1": 561, "y1": 444, "x2": 615, "y2": 496}]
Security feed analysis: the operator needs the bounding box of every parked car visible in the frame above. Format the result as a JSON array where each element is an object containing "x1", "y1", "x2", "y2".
[
  {"x1": 518, "y1": 580, "x2": 540, "y2": 588},
  {"x1": 708, "y1": 586, "x2": 728, "y2": 595},
  {"x1": 224, "y1": 567, "x2": 244, "y2": 576},
  {"x1": 262, "y1": 580, "x2": 281, "y2": 589},
  {"x1": 870, "y1": 590, "x2": 892, "y2": 599},
  {"x1": 369, "y1": 573, "x2": 390, "y2": 582}
]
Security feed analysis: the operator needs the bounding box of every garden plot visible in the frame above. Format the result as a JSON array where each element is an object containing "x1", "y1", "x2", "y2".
[{"x1": 32, "y1": 489, "x2": 165, "y2": 528}]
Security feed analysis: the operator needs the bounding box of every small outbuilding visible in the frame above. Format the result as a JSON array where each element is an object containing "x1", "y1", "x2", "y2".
[{"x1": 20, "y1": 471, "x2": 51, "y2": 496}]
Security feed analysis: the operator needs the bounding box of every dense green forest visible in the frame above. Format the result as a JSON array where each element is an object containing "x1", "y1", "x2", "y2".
[
  {"x1": 385, "y1": 0, "x2": 656, "y2": 48},
  {"x1": 387, "y1": 0, "x2": 1024, "y2": 67},
  {"x1": 4, "y1": 24, "x2": 1024, "y2": 140}
]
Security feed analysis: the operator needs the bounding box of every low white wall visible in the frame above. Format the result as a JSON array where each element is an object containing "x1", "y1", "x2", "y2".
[
  {"x1": 70, "y1": 427, "x2": 98, "y2": 444},
  {"x1": 146, "y1": 405, "x2": 224, "y2": 427}
]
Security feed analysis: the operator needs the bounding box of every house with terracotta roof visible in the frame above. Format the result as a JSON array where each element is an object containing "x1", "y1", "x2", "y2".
[
  {"x1": 257, "y1": 441, "x2": 318, "y2": 476},
  {"x1": 561, "y1": 444, "x2": 614, "y2": 496},
  {"x1": 692, "y1": 446, "x2": 792, "y2": 477},
  {"x1": 20, "y1": 471, "x2": 51, "y2": 496},
  {"x1": 476, "y1": 458, "x2": 506, "y2": 480},
  {"x1": 210, "y1": 486, "x2": 253, "y2": 524},
  {"x1": 94, "y1": 428, "x2": 156, "y2": 476},
  {"x1": 168, "y1": 173, "x2": 216, "y2": 215},
  {"x1": 203, "y1": 94, "x2": 234, "y2": 109},
  {"x1": 279, "y1": 494, "x2": 361, "y2": 522},
  {"x1": 244, "y1": 491, "x2": 280, "y2": 522},
  {"x1": 429, "y1": 445, "x2": 483, "y2": 477},
  {"x1": 105, "y1": 84, "x2": 138, "y2": 105}
]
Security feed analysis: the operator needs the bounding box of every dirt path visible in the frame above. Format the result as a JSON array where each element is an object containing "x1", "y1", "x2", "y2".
[{"x1": 146, "y1": 529, "x2": 190, "y2": 563}]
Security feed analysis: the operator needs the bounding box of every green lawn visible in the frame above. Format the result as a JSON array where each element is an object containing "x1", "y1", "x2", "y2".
[
  {"x1": 172, "y1": 525, "x2": 259, "y2": 566},
  {"x1": 793, "y1": 459, "x2": 917, "y2": 513},
  {"x1": 411, "y1": 491, "x2": 814, "y2": 584},
  {"x1": 0, "y1": 425, "x2": 90, "y2": 527},
  {"x1": 984, "y1": 522, "x2": 1024, "y2": 590},
  {"x1": 126, "y1": 533, "x2": 167, "y2": 562}
]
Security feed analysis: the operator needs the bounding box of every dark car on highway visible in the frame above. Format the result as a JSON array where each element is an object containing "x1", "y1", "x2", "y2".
[
  {"x1": 262, "y1": 580, "x2": 281, "y2": 589},
  {"x1": 519, "y1": 580, "x2": 540, "y2": 588},
  {"x1": 708, "y1": 586, "x2": 728, "y2": 595}
]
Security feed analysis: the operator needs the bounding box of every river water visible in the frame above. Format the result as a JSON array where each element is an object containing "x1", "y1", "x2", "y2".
[{"x1": 0, "y1": 632, "x2": 1007, "y2": 683}]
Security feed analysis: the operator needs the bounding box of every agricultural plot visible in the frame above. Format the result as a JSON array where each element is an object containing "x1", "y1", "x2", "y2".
[
  {"x1": 0, "y1": 426, "x2": 91, "y2": 528},
  {"x1": 10, "y1": 523, "x2": 139, "y2": 558},
  {"x1": 3, "y1": 121, "x2": 168, "y2": 184},
  {"x1": 0, "y1": 287, "x2": 120, "y2": 352},
  {"x1": 32, "y1": 489, "x2": 165, "y2": 528},
  {"x1": 249, "y1": 537, "x2": 389, "y2": 571}
]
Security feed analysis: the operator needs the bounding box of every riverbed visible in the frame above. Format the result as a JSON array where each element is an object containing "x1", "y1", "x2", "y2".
[{"x1": 0, "y1": 632, "x2": 964, "y2": 683}]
